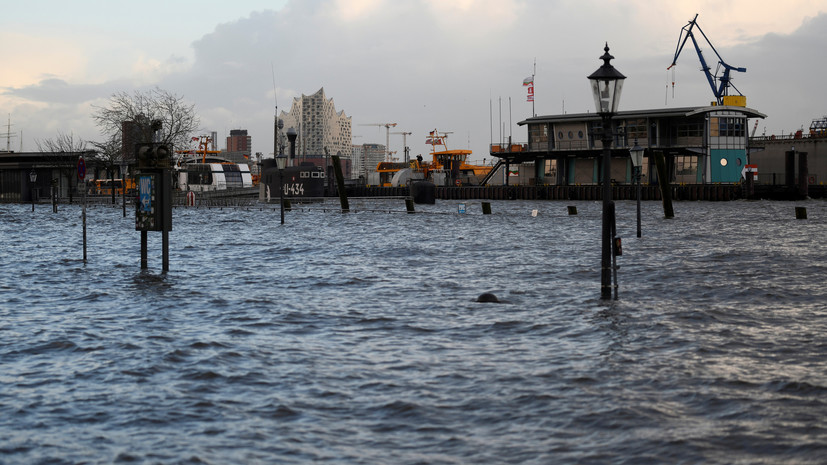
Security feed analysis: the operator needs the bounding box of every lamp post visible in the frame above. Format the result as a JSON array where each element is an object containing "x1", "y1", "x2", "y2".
[
  {"x1": 588, "y1": 43, "x2": 626, "y2": 300},
  {"x1": 29, "y1": 169, "x2": 37, "y2": 212},
  {"x1": 629, "y1": 140, "x2": 644, "y2": 238},
  {"x1": 286, "y1": 127, "x2": 297, "y2": 166},
  {"x1": 276, "y1": 154, "x2": 287, "y2": 224}
]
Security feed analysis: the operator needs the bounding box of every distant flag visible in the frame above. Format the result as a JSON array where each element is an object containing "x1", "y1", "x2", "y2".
[
  {"x1": 525, "y1": 59, "x2": 537, "y2": 114},
  {"x1": 192, "y1": 136, "x2": 199, "y2": 141}
]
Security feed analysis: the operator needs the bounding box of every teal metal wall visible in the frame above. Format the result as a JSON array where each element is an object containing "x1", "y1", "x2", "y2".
[{"x1": 709, "y1": 149, "x2": 746, "y2": 183}]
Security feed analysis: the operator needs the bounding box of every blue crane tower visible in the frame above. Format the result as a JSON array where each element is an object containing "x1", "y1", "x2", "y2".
[{"x1": 667, "y1": 14, "x2": 747, "y2": 106}]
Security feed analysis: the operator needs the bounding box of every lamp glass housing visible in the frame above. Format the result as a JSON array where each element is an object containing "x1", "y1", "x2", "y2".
[
  {"x1": 587, "y1": 44, "x2": 626, "y2": 115},
  {"x1": 276, "y1": 155, "x2": 287, "y2": 170},
  {"x1": 629, "y1": 142, "x2": 644, "y2": 168},
  {"x1": 590, "y1": 79, "x2": 624, "y2": 114}
]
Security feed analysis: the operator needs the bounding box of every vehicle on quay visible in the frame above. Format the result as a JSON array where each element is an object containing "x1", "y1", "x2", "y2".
[{"x1": 88, "y1": 178, "x2": 136, "y2": 196}]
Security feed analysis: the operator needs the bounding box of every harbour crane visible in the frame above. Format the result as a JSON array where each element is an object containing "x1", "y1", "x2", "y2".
[
  {"x1": 667, "y1": 14, "x2": 746, "y2": 106},
  {"x1": 390, "y1": 131, "x2": 412, "y2": 162},
  {"x1": 358, "y1": 122, "x2": 397, "y2": 162}
]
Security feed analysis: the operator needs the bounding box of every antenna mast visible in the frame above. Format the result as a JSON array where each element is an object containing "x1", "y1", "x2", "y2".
[{"x1": 2, "y1": 114, "x2": 17, "y2": 152}]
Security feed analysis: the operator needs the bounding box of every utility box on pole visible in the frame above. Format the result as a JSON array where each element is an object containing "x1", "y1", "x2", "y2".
[
  {"x1": 135, "y1": 143, "x2": 172, "y2": 232},
  {"x1": 134, "y1": 142, "x2": 173, "y2": 271}
]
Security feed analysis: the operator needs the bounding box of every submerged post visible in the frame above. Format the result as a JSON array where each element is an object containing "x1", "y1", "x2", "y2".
[
  {"x1": 331, "y1": 155, "x2": 350, "y2": 213},
  {"x1": 653, "y1": 150, "x2": 674, "y2": 219}
]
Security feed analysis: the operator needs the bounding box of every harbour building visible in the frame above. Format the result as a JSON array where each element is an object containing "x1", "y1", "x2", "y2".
[{"x1": 487, "y1": 105, "x2": 767, "y2": 186}]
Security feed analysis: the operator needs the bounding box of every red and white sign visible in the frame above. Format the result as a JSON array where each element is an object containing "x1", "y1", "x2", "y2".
[
  {"x1": 741, "y1": 164, "x2": 758, "y2": 179},
  {"x1": 77, "y1": 157, "x2": 86, "y2": 180}
]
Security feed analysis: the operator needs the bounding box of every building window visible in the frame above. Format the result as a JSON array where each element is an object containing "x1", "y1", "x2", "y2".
[
  {"x1": 544, "y1": 159, "x2": 557, "y2": 183},
  {"x1": 626, "y1": 118, "x2": 647, "y2": 141},
  {"x1": 677, "y1": 121, "x2": 703, "y2": 138},
  {"x1": 719, "y1": 117, "x2": 745, "y2": 137},
  {"x1": 675, "y1": 155, "x2": 699, "y2": 183}
]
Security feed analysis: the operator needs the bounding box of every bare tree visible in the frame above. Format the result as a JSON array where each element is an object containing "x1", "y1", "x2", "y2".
[
  {"x1": 36, "y1": 131, "x2": 92, "y2": 204},
  {"x1": 92, "y1": 87, "x2": 200, "y2": 156},
  {"x1": 89, "y1": 136, "x2": 122, "y2": 204}
]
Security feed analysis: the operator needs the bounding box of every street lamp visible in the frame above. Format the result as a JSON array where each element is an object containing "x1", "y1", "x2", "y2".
[
  {"x1": 588, "y1": 43, "x2": 626, "y2": 300},
  {"x1": 276, "y1": 154, "x2": 287, "y2": 224},
  {"x1": 629, "y1": 140, "x2": 644, "y2": 238},
  {"x1": 29, "y1": 169, "x2": 37, "y2": 212}
]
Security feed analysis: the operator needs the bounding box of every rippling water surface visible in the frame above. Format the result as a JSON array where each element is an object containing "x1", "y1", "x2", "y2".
[{"x1": 1, "y1": 199, "x2": 825, "y2": 464}]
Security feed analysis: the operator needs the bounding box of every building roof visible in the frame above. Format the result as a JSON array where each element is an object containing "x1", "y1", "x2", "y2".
[{"x1": 518, "y1": 105, "x2": 766, "y2": 126}]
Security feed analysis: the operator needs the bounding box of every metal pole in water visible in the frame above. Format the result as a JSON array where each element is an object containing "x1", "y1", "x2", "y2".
[
  {"x1": 600, "y1": 113, "x2": 613, "y2": 299},
  {"x1": 141, "y1": 231, "x2": 148, "y2": 269},
  {"x1": 162, "y1": 230, "x2": 169, "y2": 272},
  {"x1": 83, "y1": 181, "x2": 87, "y2": 263},
  {"x1": 636, "y1": 166, "x2": 642, "y2": 238}
]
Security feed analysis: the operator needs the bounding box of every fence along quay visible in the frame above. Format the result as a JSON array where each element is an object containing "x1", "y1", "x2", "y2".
[{"x1": 344, "y1": 183, "x2": 825, "y2": 202}]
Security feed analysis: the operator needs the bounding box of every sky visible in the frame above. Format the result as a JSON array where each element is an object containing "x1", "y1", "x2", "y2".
[{"x1": 2, "y1": 0, "x2": 826, "y2": 163}]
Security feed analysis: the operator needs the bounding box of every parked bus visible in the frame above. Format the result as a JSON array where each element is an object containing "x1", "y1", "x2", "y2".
[{"x1": 88, "y1": 178, "x2": 136, "y2": 196}]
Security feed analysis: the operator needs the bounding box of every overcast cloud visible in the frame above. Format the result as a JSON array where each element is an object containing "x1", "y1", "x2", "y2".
[{"x1": 2, "y1": 0, "x2": 825, "y2": 160}]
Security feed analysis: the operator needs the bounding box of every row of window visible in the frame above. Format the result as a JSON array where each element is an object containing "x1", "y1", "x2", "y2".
[{"x1": 528, "y1": 118, "x2": 739, "y2": 145}]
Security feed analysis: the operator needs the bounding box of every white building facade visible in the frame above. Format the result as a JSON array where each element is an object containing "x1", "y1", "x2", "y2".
[
  {"x1": 351, "y1": 143, "x2": 386, "y2": 180},
  {"x1": 279, "y1": 88, "x2": 352, "y2": 160}
]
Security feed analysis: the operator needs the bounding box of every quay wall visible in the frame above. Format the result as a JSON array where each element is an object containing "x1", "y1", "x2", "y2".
[{"x1": 345, "y1": 184, "x2": 826, "y2": 201}]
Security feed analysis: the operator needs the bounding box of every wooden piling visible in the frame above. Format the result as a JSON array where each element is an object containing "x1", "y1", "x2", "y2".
[
  {"x1": 405, "y1": 198, "x2": 415, "y2": 214},
  {"x1": 331, "y1": 155, "x2": 350, "y2": 213},
  {"x1": 653, "y1": 151, "x2": 674, "y2": 218}
]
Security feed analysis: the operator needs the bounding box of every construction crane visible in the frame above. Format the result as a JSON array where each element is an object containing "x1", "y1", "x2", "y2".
[
  {"x1": 358, "y1": 123, "x2": 397, "y2": 162},
  {"x1": 390, "y1": 131, "x2": 412, "y2": 162},
  {"x1": 667, "y1": 14, "x2": 746, "y2": 106}
]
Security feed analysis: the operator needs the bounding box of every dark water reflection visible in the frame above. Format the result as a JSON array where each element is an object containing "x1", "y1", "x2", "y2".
[{"x1": 1, "y1": 199, "x2": 825, "y2": 464}]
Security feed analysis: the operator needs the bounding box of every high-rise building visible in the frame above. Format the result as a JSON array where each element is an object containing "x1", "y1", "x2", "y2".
[
  {"x1": 279, "y1": 88, "x2": 352, "y2": 162},
  {"x1": 226, "y1": 129, "x2": 251, "y2": 154},
  {"x1": 351, "y1": 143, "x2": 385, "y2": 180}
]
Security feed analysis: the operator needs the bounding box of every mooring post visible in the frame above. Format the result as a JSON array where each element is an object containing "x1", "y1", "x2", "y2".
[
  {"x1": 795, "y1": 207, "x2": 808, "y2": 220},
  {"x1": 405, "y1": 198, "x2": 415, "y2": 214},
  {"x1": 653, "y1": 151, "x2": 674, "y2": 218},
  {"x1": 567, "y1": 205, "x2": 577, "y2": 215},
  {"x1": 746, "y1": 171, "x2": 755, "y2": 199},
  {"x1": 798, "y1": 151, "x2": 809, "y2": 198},
  {"x1": 482, "y1": 202, "x2": 492, "y2": 215},
  {"x1": 331, "y1": 155, "x2": 350, "y2": 213}
]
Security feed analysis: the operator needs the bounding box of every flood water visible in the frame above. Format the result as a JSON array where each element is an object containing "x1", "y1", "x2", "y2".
[{"x1": 1, "y1": 198, "x2": 826, "y2": 464}]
